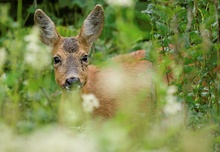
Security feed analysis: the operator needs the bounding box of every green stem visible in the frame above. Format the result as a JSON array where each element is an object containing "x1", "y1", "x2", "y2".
[
  {"x1": 214, "y1": 0, "x2": 219, "y2": 113},
  {"x1": 17, "y1": 0, "x2": 22, "y2": 28},
  {"x1": 34, "y1": 0, "x2": 37, "y2": 8}
]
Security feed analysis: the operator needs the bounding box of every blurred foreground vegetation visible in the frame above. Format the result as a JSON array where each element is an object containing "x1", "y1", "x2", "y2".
[{"x1": 0, "y1": 0, "x2": 220, "y2": 151}]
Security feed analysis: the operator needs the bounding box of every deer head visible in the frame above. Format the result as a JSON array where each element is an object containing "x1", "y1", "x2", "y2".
[{"x1": 34, "y1": 5, "x2": 104, "y2": 91}]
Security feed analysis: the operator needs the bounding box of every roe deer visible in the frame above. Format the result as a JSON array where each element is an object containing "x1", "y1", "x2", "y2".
[{"x1": 34, "y1": 5, "x2": 159, "y2": 119}]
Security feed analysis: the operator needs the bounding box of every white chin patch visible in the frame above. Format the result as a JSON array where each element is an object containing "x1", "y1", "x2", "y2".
[
  {"x1": 65, "y1": 85, "x2": 71, "y2": 91},
  {"x1": 65, "y1": 85, "x2": 81, "y2": 92}
]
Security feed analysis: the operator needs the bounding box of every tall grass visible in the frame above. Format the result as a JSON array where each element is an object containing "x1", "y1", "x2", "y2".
[{"x1": 0, "y1": 0, "x2": 220, "y2": 151}]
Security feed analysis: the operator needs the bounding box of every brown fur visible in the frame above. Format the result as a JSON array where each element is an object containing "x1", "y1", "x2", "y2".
[{"x1": 81, "y1": 51, "x2": 154, "y2": 117}]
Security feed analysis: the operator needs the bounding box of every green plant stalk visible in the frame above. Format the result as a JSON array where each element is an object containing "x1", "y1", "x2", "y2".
[
  {"x1": 17, "y1": 0, "x2": 22, "y2": 28},
  {"x1": 34, "y1": 0, "x2": 37, "y2": 8},
  {"x1": 213, "y1": 0, "x2": 219, "y2": 114}
]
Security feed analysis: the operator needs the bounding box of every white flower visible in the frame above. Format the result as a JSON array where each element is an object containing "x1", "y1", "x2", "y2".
[
  {"x1": 82, "y1": 94, "x2": 100, "y2": 113},
  {"x1": 164, "y1": 86, "x2": 182, "y2": 115},
  {"x1": 106, "y1": 0, "x2": 133, "y2": 7},
  {"x1": 24, "y1": 29, "x2": 39, "y2": 43},
  {"x1": 24, "y1": 27, "x2": 51, "y2": 70},
  {"x1": 25, "y1": 128, "x2": 97, "y2": 152},
  {"x1": 0, "y1": 73, "x2": 7, "y2": 80},
  {"x1": 0, "y1": 125, "x2": 98, "y2": 152},
  {"x1": 0, "y1": 47, "x2": 7, "y2": 68}
]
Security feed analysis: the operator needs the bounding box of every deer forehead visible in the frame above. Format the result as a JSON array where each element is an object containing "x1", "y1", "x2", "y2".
[
  {"x1": 63, "y1": 38, "x2": 79, "y2": 53},
  {"x1": 52, "y1": 37, "x2": 89, "y2": 56}
]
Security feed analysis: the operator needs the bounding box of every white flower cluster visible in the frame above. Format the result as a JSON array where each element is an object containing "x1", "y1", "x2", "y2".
[
  {"x1": 82, "y1": 94, "x2": 100, "y2": 113},
  {"x1": 163, "y1": 85, "x2": 182, "y2": 115},
  {"x1": 0, "y1": 47, "x2": 7, "y2": 69},
  {"x1": 24, "y1": 27, "x2": 51, "y2": 70},
  {"x1": 106, "y1": 0, "x2": 133, "y2": 7},
  {"x1": 0, "y1": 124, "x2": 97, "y2": 152}
]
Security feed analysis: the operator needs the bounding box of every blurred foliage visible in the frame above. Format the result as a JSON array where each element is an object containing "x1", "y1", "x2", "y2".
[{"x1": 0, "y1": 0, "x2": 220, "y2": 151}]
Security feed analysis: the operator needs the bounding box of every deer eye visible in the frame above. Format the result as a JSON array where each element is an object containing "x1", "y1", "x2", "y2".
[
  {"x1": 81, "y1": 55, "x2": 88, "y2": 63},
  {"x1": 53, "y1": 56, "x2": 61, "y2": 65}
]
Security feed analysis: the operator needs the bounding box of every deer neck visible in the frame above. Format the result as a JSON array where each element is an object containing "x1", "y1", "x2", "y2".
[{"x1": 82, "y1": 65, "x2": 99, "y2": 94}]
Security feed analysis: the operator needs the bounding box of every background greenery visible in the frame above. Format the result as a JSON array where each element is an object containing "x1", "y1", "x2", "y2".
[{"x1": 0, "y1": 0, "x2": 220, "y2": 151}]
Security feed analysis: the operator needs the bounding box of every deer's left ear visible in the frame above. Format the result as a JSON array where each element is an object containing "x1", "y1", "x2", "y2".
[{"x1": 78, "y1": 5, "x2": 104, "y2": 45}]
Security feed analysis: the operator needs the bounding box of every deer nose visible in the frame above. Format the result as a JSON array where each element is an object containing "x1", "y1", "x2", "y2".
[
  {"x1": 65, "y1": 77, "x2": 80, "y2": 86},
  {"x1": 64, "y1": 77, "x2": 83, "y2": 91}
]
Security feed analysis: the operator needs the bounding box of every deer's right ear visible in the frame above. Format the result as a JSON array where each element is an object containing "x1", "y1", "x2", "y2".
[{"x1": 34, "y1": 9, "x2": 60, "y2": 46}]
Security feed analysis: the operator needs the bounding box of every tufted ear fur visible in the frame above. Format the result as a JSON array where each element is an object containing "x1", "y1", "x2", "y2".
[
  {"x1": 34, "y1": 9, "x2": 60, "y2": 46},
  {"x1": 78, "y1": 5, "x2": 104, "y2": 46}
]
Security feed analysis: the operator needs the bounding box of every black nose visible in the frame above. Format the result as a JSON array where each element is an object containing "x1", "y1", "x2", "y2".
[{"x1": 65, "y1": 77, "x2": 80, "y2": 86}]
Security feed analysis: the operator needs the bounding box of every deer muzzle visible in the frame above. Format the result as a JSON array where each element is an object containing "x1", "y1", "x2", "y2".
[{"x1": 63, "y1": 77, "x2": 82, "y2": 92}]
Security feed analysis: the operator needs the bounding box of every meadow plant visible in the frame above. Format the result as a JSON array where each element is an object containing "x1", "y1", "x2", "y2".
[
  {"x1": 0, "y1": 0, "x2": 220, "y2": 151},
  {"x1": 0, "y1": 47, "x2": 7, "y2": 70},
  {"x1": 24, "y1": 27, "x2": 51, "y2": 70}
]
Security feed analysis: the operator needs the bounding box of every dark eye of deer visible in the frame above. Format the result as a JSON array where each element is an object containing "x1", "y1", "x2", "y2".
[
  {"x1": 81, "y1": 55, "x2": 88, "y2": 63},
  {"x1": 54, "y1": 56, "x2": 61, "y2": 65}
]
